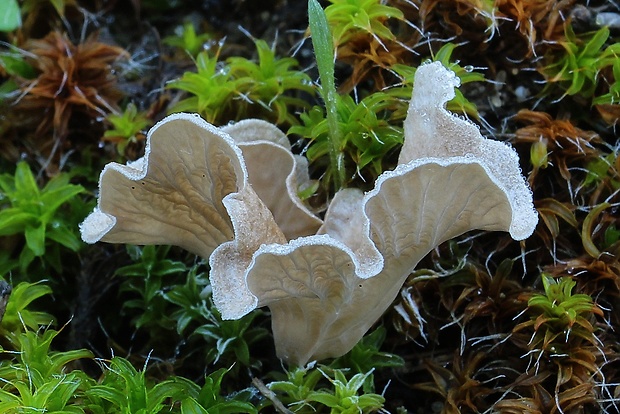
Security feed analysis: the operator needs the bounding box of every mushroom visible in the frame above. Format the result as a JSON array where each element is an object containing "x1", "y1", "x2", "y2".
[{"x1": 80, "y1": 61, "x2": 538, "y2": 366}]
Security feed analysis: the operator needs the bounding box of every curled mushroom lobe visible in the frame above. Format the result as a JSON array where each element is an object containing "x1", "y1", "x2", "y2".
[{"x1": 80, "y1": 62, "x2": 538, "y2": 366}]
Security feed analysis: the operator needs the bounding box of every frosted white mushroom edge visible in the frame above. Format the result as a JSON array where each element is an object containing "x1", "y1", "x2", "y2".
[{"x1": 80, "y1": 61, "x2": 538, "y2": 366}]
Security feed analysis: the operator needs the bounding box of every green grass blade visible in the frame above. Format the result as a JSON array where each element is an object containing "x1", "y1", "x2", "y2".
[{"x1": 308, "y1": 0, "x2": 345, "y2": 191}]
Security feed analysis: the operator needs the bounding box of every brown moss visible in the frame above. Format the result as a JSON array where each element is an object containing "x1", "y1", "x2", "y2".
[{"x1": 9, "y1": 31, "x2": 128, "y2": 172}]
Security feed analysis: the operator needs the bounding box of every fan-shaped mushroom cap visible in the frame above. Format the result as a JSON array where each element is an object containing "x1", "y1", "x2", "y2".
[
  {"x1": 80, "y1": 62, "x2": 537, "y2": 367},
  {"x1": 79, "y1": 114, "x2": 241, "y2": 257},
  {"x1": 400, "y1": 61, "x2": 538, "y2": 240},
  {"x1": 243, "y1": 62, "x2": 537, "y2": 364},
  {"x1": 223, "y1": 119, "x2": 322, "y2": 240},
  {"x1": 79, "y1": 113, "x2": 320, "y2": 318}
]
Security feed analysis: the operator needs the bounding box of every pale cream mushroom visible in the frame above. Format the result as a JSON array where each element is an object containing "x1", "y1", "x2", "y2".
[{"x1": 80, "y1": 61, "x2": 538, "y2": 366}]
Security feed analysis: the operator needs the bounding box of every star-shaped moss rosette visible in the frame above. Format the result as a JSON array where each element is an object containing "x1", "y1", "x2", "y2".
[{"x1": 80, "y1": 62, "x2": 538, "y2": 366}]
